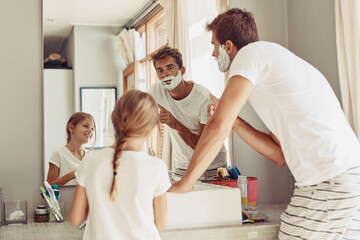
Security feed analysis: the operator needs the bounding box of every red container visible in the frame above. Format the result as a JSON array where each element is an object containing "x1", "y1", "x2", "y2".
[
  {"x1": 247, "y1": 177, "x2": 258, "y2": 206},
  {"x1": 205, "y1": 180, "x2": 237, "y2": 188}
]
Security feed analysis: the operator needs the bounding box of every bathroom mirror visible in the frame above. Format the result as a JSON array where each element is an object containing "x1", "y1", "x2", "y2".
[
  {"x1": 43, "y1": 0, "x2": 153, "y2": 185},
  {"x1": 43, "y1": 0, "x2": 232, "y2": 186}
]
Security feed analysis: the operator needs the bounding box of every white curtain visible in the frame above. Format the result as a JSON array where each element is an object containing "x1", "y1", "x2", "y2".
[
  {"x1": 115, "y1": 28, "x2": 146, "y2": 65},
  {"x1": 216, "y1": 0, "x2": 229, "y2": 15},
  {"x1": 335, "y1": 0, "x2": 360, "y2": 140},
  {"x1": 158, "y1": 0, "x2": 192, "y2": 79},
  {"x1": 187, "y1": 0, "x2": 227, "y2": 98},
  {"x1": 115, "y1": 28, "x2": 147, "y2": 94}
]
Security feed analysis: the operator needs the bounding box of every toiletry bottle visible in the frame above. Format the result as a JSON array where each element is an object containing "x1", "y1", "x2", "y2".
[
  {"x1": 237, "y1": 176, "x2": 248, "y2": 210},
  {"x1": 34, "y1": 205, "x2": 49, "y2": 222},
  {"x1": 52, "y1": 185, "x2": 60, "y2": 201}
]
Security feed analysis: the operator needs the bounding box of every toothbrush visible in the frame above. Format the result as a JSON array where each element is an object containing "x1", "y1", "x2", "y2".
[
  {"x1": 40, "y1": 186, "x2": 60, "y2": 221},
  {"x1": 44, "y1": 181, "x2": 59, "y2": 208},
  {"x1": 40, "y1": 186, "x2": 64, "y2": 221}
]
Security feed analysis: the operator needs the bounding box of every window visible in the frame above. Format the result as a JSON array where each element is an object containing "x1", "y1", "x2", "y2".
[{"x1": 135, "y1": 7, "x2": 168, "y2": 159}]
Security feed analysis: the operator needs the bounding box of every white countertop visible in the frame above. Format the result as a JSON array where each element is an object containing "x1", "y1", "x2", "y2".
[{"x1": 0, "y1": 205, "x2": 287, "y2": 240}]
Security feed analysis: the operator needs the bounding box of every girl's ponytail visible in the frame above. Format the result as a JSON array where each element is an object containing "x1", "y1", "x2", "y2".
[
  {"x1": 110, "y1": 132, "x2": 127, "y2": 201},
  {"x1": 109, "y1": 90, "x2": 159, "y2": 201}
]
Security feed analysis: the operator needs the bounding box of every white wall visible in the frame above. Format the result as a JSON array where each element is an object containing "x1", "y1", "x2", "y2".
[
  {"x1": 0, "y1": 0, "x2": 43, "y2": 216},
  {"x1": 233, "y1": 0, "x2": 289, "y2": 48},
  {"x1": 287, "y1": 0, "x2": 341, "y2": 100},
  {"x1": 61, "y1": 27, "x2": 75, "y2": 68},
  {"x1": 73, "y1": 25, "x2": 126, "y2": 111}
]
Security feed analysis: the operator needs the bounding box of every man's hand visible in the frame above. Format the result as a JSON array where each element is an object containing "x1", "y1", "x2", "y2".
[
  {"x1": 168, "y1": 180, "x2": 194, "y2": 193},
  {"x1": 158, "y1": 105, "x2": 180, "y2": 130},
  {"x1": 207, "y1": 94, "x2": 220, "y2": 117}
]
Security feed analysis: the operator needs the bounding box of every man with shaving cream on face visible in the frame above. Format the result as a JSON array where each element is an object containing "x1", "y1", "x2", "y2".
[
  {"x1": 148, "y1": 46, "x2": 227, "y2": 179},
  {"x1": 170, "y1": 8, "x2": 360, "y2": 240}
]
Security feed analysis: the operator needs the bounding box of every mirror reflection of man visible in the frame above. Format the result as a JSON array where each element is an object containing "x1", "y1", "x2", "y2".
[{"x1": 148, "y1": 46, "x2": 227, "y2": 179}]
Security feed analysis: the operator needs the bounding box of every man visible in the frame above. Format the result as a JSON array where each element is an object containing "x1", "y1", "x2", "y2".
[
  {"x1": 148, "y1": 46, "x2": 227, "y2": 179},
  {"x1": 171, "y1": 8, "x2": 360, "y2": 239}
]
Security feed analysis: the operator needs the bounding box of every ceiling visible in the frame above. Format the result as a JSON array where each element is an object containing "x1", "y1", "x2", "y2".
[{"x1": 43, "y1": 0, "x2": 153, "y2": 57}]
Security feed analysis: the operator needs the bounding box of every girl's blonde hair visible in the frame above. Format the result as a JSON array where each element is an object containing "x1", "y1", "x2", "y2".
[
  {"x1": 110, "y1": 90, "x2": 160, "y2": 201},
  {"x1": 66, "y1": 112, "x2": 97, "y2": 151}
]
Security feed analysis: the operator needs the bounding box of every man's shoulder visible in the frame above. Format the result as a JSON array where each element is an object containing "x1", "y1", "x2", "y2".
[
  {"x1": 148, "y1": 81, "x2": 164, "y2": 99},
  {"x1": 192, "y1": 82, "x2": 210, "y2": 92},
  {"x1": 148, "y1": 81, "x2": 170, "y2": 105},
  {"x1": 189, "y1": 81, "x2": 211, "y2": 100},
  {"x1": 148, "y1": 81, "x2": 162, "y2": 93}
]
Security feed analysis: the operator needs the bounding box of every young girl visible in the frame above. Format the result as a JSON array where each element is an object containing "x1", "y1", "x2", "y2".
[
  {"x1": 69, "y1": 90, "x2": 171, "y2": 239},
  {"x1": 46, "y1": 112, "x2": 96, "y2": 186}
]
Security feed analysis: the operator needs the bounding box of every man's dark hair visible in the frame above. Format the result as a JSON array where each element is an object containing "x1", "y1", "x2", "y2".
[
  {"x1": 151, "y1": 46, "x2": 183, "y2": 69},
  {"x1": 206, "y1": 8, "x2": 259, "y2": 50}
]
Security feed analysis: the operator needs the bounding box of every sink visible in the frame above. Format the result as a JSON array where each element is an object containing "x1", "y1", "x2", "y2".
[{"x1": 166, "y1": 181, "x2": 243, "y2": 230}]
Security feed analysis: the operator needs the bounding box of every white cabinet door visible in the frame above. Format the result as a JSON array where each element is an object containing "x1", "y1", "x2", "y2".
[{"x1": 43, "y1": 69, "x2": 74, "y2": 181}]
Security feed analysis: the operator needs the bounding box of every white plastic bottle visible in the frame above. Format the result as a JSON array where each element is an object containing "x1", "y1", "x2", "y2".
[{"x1": 237, "y1": 176, "x2": 248, "y2": 210}]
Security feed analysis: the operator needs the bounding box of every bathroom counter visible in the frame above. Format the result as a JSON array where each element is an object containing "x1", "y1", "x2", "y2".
[
  {"x1": 161, "y1": 204, "x2": 285, "y2": 240},
  {"x1": 0, "y1": 205, "x2": 286, "y2": 240}
]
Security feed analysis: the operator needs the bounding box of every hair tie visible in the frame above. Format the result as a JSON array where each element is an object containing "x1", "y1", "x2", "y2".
[{"x1": 113, "y1": 171, "x2": 117, "y2": 176}]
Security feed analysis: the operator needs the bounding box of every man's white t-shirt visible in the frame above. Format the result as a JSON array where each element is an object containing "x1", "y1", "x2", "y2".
[
  {"x1": 228, "y1": 41, "x2": 360, "y2": 186},
  {"x1": 48, "y1": 146, "x2": 84, "y2": 186},
  {"x1": 149, "y1": 81, "x2": 227, "y2": 170},
  {"x1": 76, "y1": 148, "x2": 171, "y2": 240}
]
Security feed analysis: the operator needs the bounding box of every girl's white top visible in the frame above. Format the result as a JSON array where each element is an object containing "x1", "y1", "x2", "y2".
[
  {"x1": 49, "y1": 146, "x2": 84, "y2": 186},
  {"x1": 76, "y1": 148, "x2": 171, "y2": 240}
]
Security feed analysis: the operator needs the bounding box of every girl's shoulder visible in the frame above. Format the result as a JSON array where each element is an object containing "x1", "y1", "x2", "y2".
[
  {"x1": 121, "y1": 151, "x2": 166, "y2": 168},
  {"x1": 50, "y1": 146, "x2": 69, "y2": 157},
  {"x1": 85, "y1": 147, "x2": 114, "y2": 159}
]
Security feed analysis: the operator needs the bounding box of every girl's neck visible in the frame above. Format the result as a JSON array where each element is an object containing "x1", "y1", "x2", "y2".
[
  {"x1": 66, "y1": 142, "x2": 85, "y2": 159},
  {"x1": 111, "y1": 136, "x2": 146, "y2": 152}
]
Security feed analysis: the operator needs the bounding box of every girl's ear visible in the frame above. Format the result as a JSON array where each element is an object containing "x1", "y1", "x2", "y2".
[{"x1": 68, "y1": 123, "x2": 74, "y2": 133}]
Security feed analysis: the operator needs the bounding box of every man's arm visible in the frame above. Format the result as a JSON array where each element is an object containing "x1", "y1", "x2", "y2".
[
  {"x1": 170, "y1": 75, "x2": 253, "y2": 193},
  {"x1": 232, "y1": 117, "x2": 285, "y2": 166},
  {"x1": 209, "y1": 94, "x2": 285, "y2": 167},
  {"x1": 158, "y1": 105, "x2": 202, "y2": 149}
]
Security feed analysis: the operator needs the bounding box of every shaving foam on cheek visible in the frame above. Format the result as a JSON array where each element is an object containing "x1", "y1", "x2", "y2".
[
  {"x1": 160, "y1": 70, "x2": 182, "y2": 90},
  {"x1": 216, "y1": 45, "x2": 230, "y2": 72}
]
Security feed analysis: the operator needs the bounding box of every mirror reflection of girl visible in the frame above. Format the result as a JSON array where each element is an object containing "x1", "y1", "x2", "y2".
[
  {"x1": 46, "y1": 112, "x2": 96, "y2": 186},
  {"x1": 69, "y1": 90, "x2": 171, "y2": 239}
]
